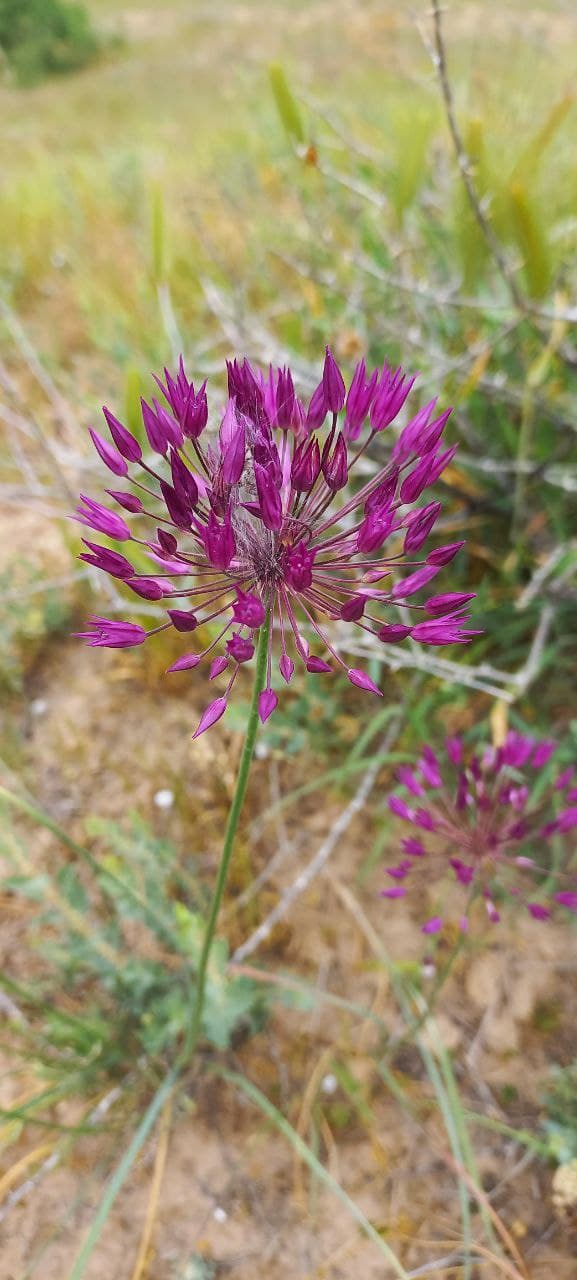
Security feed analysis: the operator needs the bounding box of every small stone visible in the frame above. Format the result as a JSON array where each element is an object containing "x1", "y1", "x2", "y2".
[
  {"x1": 153, "y1": 788, "x2": 174, "y2": 810},
  {"x1": 552, "y1": 1159, "x2": 577, "y2": 1221}
]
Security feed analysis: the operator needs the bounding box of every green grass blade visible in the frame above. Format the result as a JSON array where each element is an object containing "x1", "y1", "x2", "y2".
[
  {"x1": 218, "y1": 1068, "x2": 410, "y2": 1279},
  {"x1": 417, "y1": 1041, "x2": 473, "y2": 1278},
  {"x1": 269, "y1": 64, "x2": 305, "y2": 145},
  {"x1": 67, "y1": 1068, "x2": 177, "y2": 1280}
]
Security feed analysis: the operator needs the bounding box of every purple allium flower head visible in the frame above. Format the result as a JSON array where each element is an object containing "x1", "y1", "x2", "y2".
[
  {"x1": 76, "y1": 351, "x2": 476, "y2": 736},
  {"x1": 383, "y1": 731, "x2": 577, "y2": 931}
]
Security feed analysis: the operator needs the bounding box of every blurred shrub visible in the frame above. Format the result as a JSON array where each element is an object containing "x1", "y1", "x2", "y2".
[{"x1": 0, "y1": 0, "x2": 100, "y2": 86}]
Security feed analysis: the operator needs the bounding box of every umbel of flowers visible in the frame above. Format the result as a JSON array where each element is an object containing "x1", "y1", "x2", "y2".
[
  {"x1": 76, "y1": 349, "x2": 477, "y2": 737},
  {"x1": 383, "y1": 731, "x2": 577, "y2": 932}
]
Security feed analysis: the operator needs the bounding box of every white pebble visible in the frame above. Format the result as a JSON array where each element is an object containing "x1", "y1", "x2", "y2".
[
  {"x1": 213, "y1": 1206, "x2": 227, "y2": 1223},
  {"x1": 153, "y1": 788, "x2": 174, "y2": 810}
]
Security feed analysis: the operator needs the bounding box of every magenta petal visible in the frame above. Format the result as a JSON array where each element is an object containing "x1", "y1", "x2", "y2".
[
  {"x1": 322, "y1": 346, "x2": 346, "y2": 413},
  {"x1": 322, "y1": 433, "x2": 348, "y2": 491},
  {"x1": 392, "y1": 565, "x2": 439, "y2": 599},
  {"x1": 106, "y1": 489, "x2": 143, "y2": 513},
  {"x1": 80, "y1": 540, "x2": 134, "y2": 579},
  {"x1": 445, "y1": 736, "x2": 462, "y2": 765},
  {"x1": 427, "y1": 541, "x2": 465, "y2": 567},
  {"x1": 226, "y1": 634, "x2": 255, "y2": 663},
  {"x1": 386, "y1": 860, "x2": 412, "y2": 880},
  {"x1": 402, "y1": 837, "x2": 426, "y2": 857},
  {"x1": 527, "y1": 903, "x2": 551, "y2": 921},
  {"x1": 403, "y1": 502, "x2": 441, "y2": 554},
  {"x1": 389, "y1": 795, "x2": 415, "y2": 821},
  {"x1": 279, "y1": 654, "x2": 295, "y2": 683},
  {"x1": 76, "y1": 616, "x2": 146, "y2": 648},
  {"x1": 209, "y1": 656, "x2": 229, "y2": 679},
  {"x1": 221, "y1": 422, "x2": 246, "y2": 485},
  {"x1": 125, "y1": 577, "x2": 165, "y2": 600},
  {"x1": 258, "y1": 689, "x2": 278, "y2": 723},
  {"x1": 254, "y1": 463, "x2": 283, "y2": 531},
  {"x1": 167, "y1": 653, "x2": 201, "y2": 673},
  {"x1": 397, "y1": 766, "x2": 424, "y2": 797},
  {"x1": 89, "y1": 428, "x2": 128, "y2": 477},
  {"x1": 306, "y1": 657, "x2": 332, "y2": 674},
  {"x1": 554, "y1": 891, "x2": 577, "y2": 912},
  {"x1": 378, "y1": 624, "x2": 412, "y2": 644},
  {"x1": 204, "y1": 511, "x2": 236, "y2": 570},
  {"x1": 340, "y1": 594, "x2": 368, "y2": 622},
  {"x1": 193, "y1": 697, "x2": 228, "y2": 738},
  {"x1": 425, "y1": 592, "x2": 476, "y2": 616},
  {"x1": 103, "y1": 407, "x2": 142, "y2": 462},
  {"x1": 306, "y1": 380, "x2": 328, "y2": 430},
  {"x1": 291, "y1": 438, "x2": 321, "y2": 492},
  {"x1": 357, "y1": 507, "x2": 396, "y2": 554},
  {"x1": 449, "y1": 857, "x2": 475, "y2": 886},
  {"x1": 557, "y1": 808, "x2": 577, "y2": 833},
  {"x1": 232, "y1": 590, "x2": 266, "y2": 629},
  {"x1": 347, "y1": 668, "x2": 382, "y2": 696},
  {"x1": 380, "y1": 886, "x2": 407, "y2": 899},
  {"x1": 421, "y1": 916, "x2": 444, "y2": 935},
  {"x1": 168, "y1": 609, "x2": 198, "y2": 633},
  {"x1": 531, "y1": 740, "x2": 556, "y2": 768},
  {"x1": 283, "y1": 541, "x2": 315, "y2": 590},
  {"x1": 76, "y1": 496, "x2": 131, "y2": 541}
]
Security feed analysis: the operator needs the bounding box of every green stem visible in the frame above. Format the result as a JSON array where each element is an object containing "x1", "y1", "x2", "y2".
[{"x1": 181, "y1": 612, "x2": 271, "y2": 1062}]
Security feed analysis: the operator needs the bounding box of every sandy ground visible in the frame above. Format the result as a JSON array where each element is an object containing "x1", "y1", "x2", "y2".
[{"x1": 1, "y1": 624, "x2": 577, "y2": 1277}]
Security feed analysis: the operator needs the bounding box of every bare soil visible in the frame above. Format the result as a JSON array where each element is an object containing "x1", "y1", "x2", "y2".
[{"x1": 1, "y1": 623, "x2": 577, "y2": 1277}]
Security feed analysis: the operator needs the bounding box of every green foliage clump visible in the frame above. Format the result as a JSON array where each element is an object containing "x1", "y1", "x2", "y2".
[
  {"x1": 542, "y1": 1059, "x2": 577, "y2": 1172},
  {"x1": 0, "y1": 0, "x2": 100, "y2": 86},
  {"x1": 0, "y1": 805, "x2": 269, "y2": 1095},
  {"x1": 0, "y1": 563, "x2": 75, "y2": 691},
  {"x1": 541, "y1": 1062, "x2": 577, "y2": 1164}
]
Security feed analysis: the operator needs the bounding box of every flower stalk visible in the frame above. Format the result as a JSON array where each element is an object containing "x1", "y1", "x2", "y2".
[{"x1": 181, "y1": 610, "x2": 271, "y2": 1061}]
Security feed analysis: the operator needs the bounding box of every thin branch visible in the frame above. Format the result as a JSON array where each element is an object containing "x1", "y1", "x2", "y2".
[
  {"x1": 426, "y1": 2, "x2": 526, "y2": 312},
  {"x1": 231, "y1": 710, "x2": 405, "y2": 964}
]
